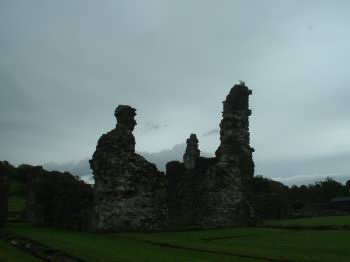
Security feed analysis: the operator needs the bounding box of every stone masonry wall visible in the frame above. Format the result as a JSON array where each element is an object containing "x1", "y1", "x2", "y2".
[
  {"x1": 90, "y1": 105, "x2": 167, "y2": 232},
  {"x1": 196, "y1": 82, "x2": 255, "y2": 227},
  {"x1": 26, "y1": 166, "x2": 93, "y2": 230},
  {"x1": 167, "y1": 83, "x2": 256, "y2": 228}
]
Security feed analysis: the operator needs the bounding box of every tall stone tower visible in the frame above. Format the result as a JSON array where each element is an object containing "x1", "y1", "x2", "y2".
[
  {"x1": 197, "y1": 82, "x2": 255, "y2": 227},
  {"x1": 216, "y1": 82, "x2": 254, "y2": 177},
  {"x1": 90, "y1": 105, "x2": 167, "y2": 232},
  {"x1": 183, "y1": 134, "x2": 200, "y2": 170}
]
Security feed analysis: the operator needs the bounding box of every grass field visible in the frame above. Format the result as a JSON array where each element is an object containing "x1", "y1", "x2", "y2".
[
  {"x1": 1, "y1": 217, "x2": 350, "y2": 262},
  {"x1": 266, "y1": 215, "x2": 350, "y2": 226}
]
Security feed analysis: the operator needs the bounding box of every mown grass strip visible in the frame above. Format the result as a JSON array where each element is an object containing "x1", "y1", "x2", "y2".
[
  {"x1": 120, "y1": 236, "x2": 297, "y2": 262},
  {"x1": 260, "y1": 225, "x2": 350, "y2": 231}
]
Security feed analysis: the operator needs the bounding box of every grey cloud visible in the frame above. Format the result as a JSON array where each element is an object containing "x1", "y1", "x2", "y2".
[
  {"x1": 143, "y1": 122, "x2": 168, "y2": 132},
  {"x1": 1, "y1": 0, "x2": 350, "y2": 183},
  {"x1": 42, "y1": 145, "x2": 350, "y2": 187},
  {"x1": 202, "y1": 128, "x2": 219, "y2": 137},
  {"x1": 44, "y1": 158, "x2": 92, "y2": 177}
]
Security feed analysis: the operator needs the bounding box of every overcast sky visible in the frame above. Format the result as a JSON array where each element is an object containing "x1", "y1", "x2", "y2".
[{"x1": 1, "y1": 0, "x2": 350, "y2": 182}]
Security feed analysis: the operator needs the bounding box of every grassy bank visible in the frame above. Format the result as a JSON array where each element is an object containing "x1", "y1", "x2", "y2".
[
  {"x1": 266, "y1": 215, "x2": 350, "y2": 226},
  {"x1": 2, "y1": 220, "x2": 350, "y2": 262}
]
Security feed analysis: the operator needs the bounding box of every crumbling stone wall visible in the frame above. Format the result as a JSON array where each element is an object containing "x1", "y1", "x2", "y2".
[
  {"x1": 167, "y1": 83, "x2": 256, "y2": 228},
  {"x1": 25, "y1": 165, "x2": 93, "y2": 230},
  {"x1": 167, "y1": 134, "x2": 217, "y2": 226},
  {"x1": 197, "y1": 83, "x2": 255, "y2": 227},
  {"x1": 172, "y1": 134, "x2": 201, "y2": 224},
  {"x1": 0, "y1": 162, "x2": 9, "y2": 225},
  {"x1": 90, "y1": 105, "x2": 167, "y2": 232},
  {"x1": 166, "y1": 161, "x2": 186, "y2": 224}
]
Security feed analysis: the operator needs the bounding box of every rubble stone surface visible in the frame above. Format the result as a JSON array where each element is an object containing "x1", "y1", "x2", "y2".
[
  {"x1": 183, "y1": 134, "x2": 200, "y2": 170},
  {"x1": 25, "y1": 165, "x2": 93, "y2": 230},
  {"x1": 90, "y1": 105, "x2": 167, "y2": 232},
  {"x1": 197, "y1": 82, "x2": 255, "y2": 227},
  {"x1": 167, "y1": 83, "x2": 256, "y2": 228}
]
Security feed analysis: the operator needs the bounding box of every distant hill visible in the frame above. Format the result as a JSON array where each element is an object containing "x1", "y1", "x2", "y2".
[{"x1": 257, "y1": 152, "x2": 350, "y2": 186}]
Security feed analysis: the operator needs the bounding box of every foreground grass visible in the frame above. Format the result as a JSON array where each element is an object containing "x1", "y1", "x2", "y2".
[
  {"x1": 123, "y1": 227, "x2": 350, "y2": 262},
  {"x1": 4, "y1": 224, "x2": 257, "y2": 262},
  {"x1": 0, "y1": 239, "x2": 39, "y2": 262},
  {"x1": 4, "y1": 222, "x2": 350, "y2": 262},
  {"x1": 266, "y1": 215, "x2": 350, "y2": 226}
]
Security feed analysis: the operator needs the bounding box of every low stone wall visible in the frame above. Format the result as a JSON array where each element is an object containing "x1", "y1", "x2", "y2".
[
  {"x1": 166, "y1": 161, "x2": 191, "y2": 225},
  {"x1": 166, "y1": 157, "x2": 217, "y2": 226},
  {"x1": 25, "y1": 165, "x2": 93, "y2": 231}
]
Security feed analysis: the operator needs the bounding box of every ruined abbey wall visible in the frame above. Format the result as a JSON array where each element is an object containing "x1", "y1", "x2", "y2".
[
  {"x1": 0, "y1": 84, "x2": 255, "y2": 231},
  {"x1": 90, "y1": 105, "x2": 167, "y2": 232},
  {"x1": 166, "y1": 135, "x2": 217, "y2": 226},
  {"x1": 167, "y1": 83, "x2": 256, "y2": 227},
  {"x1": 197, "y1": 83, "x2": 255, "y2": 227},
  {"x1": 26, "y1": 166, "x2": 93, "y2": 230},
  {"x1": 90, "y1": 82, "x2": 255, "y2": 230}
]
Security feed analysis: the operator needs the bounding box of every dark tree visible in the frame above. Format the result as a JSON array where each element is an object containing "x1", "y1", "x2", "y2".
[
  {"x1": 0, "y1": 162, "x2": 9, "y2": 225},
  {"x1": 346, "y1": 180, "x2": 350, "y2": 191}
]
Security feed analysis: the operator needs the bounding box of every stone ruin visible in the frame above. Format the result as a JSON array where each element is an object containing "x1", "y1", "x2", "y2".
[
  {"x1": 90, "y1": 82, "x2": 256, "y2": 230},
  {"x1": 197, "y1": 82, "x2": 256, "y2": 227},
  {"x1": 167, "y1": 134, "x2": 216, "y2": 225},
  {"x1": 0, "y1": 82, "x2": 255, "y2": 232},
  {"x1": 167, "y1": 82, "x2": 256, "y2": 227},
  {"x1": 183, "y1": 134, "x2": 200, "y2": 170},
  {"x1": 25, "y1": 165, "x2": 93, "y2": 230},
  {"x1": 0, "y1": 161, "x2": 92, "y2": 230},
  {"x1": 0, "y1": 161, "x2": 9, "y2": 225},
  {"x1": 90, "y1": 105, "x2": 167, "y2": 232}
]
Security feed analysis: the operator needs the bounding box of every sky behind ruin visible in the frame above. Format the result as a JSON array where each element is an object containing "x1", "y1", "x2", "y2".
[{"x1": 1, "y1": 0, "x2": 350, "y2": 182}]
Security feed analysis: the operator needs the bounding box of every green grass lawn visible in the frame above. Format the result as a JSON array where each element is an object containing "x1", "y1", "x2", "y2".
[
  {"x1": 266, "y1": 215, "x2": 350, "y2": 226},
  {"x1": 2, "y1": 224, "x2": 257, "y2": 262},
  {"x1": 122, "y1": 227, "x2": 350, "y2": 262},
  {"x1": 3, "y1": 222, "x2": 350, "y2": 262}
]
